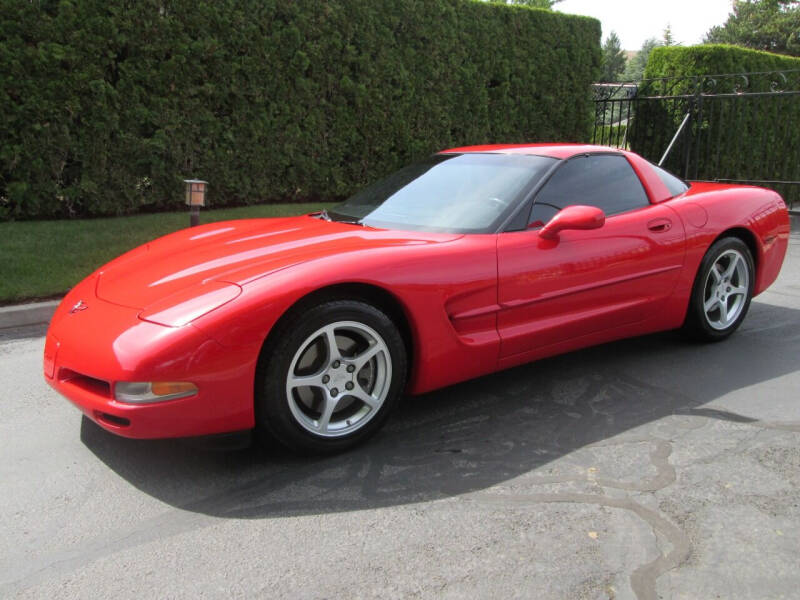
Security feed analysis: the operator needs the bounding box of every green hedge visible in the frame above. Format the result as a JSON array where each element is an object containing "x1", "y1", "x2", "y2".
[
  {"x1": 644, "y1": 44, "x2": 800, "y2": 82},
  {"x1": 630, "y1": 45, "x2": 800, "y2": 207},
  {"x1": 592, "y1": 123, "x2": 628, "y2": 148},
  {"x1": 0, "y1": 0, "x2": 600, "y2": 220}
]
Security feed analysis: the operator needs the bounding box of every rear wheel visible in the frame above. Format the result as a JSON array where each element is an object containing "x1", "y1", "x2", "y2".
[
  {"x1": 683, "y1": 237, "x2": 754, "y2": 341},
  {"x1": 256, "y1": 300, "x2": 407, "y2": 454}
]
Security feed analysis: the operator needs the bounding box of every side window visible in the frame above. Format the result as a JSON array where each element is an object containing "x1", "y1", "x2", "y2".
[
  {"x1": 652, "y1": 163, "x2": 689, "y2": 198},
  {"x1": 529, "y1": 155, "x2": 649, "y2": 227}
]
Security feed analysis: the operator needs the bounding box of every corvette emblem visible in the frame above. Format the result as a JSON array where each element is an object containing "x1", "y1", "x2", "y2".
[{"x1": 70, "y1": 300, "x2": 88, "y2": 313}]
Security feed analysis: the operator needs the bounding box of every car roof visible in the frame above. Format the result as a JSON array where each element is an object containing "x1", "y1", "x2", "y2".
[
  {"x1": 439, "y1": 143, "x2": 624, "y2": 160},
  {"x1": 440, "y1": 143, "x2": 678, "y2": 204}
]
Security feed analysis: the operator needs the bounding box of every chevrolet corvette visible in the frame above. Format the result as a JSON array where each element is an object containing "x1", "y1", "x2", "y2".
[{"x1": 44, "y1": 144, "x2": 790, "y2": 453}]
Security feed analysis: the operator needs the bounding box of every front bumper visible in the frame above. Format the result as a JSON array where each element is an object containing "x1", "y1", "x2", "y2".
[{"x1": 44, "y1": 280, "x2": 257, "y2": 439}]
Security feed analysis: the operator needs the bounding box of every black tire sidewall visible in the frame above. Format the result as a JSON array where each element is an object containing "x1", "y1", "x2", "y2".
[
  {"x1": 684, "y1": 237, "x2": 755, "y2": 342},
  {"x1": 255, "y1": 300, "x2": 407, "y2": 454}
]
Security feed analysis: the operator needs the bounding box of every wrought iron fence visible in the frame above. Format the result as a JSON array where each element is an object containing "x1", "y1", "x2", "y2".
[{"x1": 592, "y1": 70, "x2": 800, "y2": 209}]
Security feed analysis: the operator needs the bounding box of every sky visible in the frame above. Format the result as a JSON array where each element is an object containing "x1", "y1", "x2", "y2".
[{"x1": 556, "y1": 0, "x2": 735, "y2": 51}]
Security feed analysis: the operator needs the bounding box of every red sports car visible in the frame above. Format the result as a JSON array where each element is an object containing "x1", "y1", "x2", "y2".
[{"x1": 44, "y1": 144, "x2": 790, "y2": 453}]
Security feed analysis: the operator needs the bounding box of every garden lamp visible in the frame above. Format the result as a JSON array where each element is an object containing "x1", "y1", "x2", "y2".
[{"x1": 184, "y1": 179, "x2": 208, "y2": 227}]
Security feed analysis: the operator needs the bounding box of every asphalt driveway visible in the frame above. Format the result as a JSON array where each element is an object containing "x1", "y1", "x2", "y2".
[{"x1": 1, "y1": 223, "x2": 798, "y2": 599}]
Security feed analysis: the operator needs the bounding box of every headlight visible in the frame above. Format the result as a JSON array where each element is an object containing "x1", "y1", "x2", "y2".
[{"x1": 115, "y1": 381, "x2": 198, "y2": 404}]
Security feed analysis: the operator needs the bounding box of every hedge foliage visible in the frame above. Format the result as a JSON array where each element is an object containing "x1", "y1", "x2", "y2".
[
  {"x1": 630, "y1": 45, "x2": 800, "y2": 207},
  {"x1": 644, "y1": 44, "x2": 800, "y2": 81},
  {"x1": 0, "y1": 0, "x2": 601, "y2": 220}
]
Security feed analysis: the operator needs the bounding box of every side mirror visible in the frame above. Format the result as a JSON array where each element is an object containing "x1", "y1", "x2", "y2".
[{"x1": 538, "y1": 205, "x2": 605, "y2": 240}]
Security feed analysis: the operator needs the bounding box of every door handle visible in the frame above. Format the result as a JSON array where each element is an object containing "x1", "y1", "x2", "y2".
[{"x1": 647, "y1": 218, "x2": 672, "y2": 233}]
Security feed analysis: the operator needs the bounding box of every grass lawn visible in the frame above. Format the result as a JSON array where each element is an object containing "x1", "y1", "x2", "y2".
[{"x1": 0, "y1": 202, "x2": 333, "y2": 305}]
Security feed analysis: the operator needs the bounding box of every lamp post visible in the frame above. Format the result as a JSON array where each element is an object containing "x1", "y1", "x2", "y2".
[{"x1": 184, "y1": 179, "x2": 208, "y2": 227}]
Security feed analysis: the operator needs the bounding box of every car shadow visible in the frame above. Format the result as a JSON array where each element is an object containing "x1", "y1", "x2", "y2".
[{"x1": 80, "y1": 299, "x2": 800, "y2": 520}]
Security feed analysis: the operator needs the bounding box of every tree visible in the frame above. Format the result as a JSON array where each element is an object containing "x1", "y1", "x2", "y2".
[
  {"x1": 622, "y1": 38, "x2": 661, "y2": 81},
  {"x1": 600, "y1": 31, "x2": 627, "y2": 82},
  {"x1": 662, "y1": 24, "x2": 677, "y2": 46},
  {"x1": 704, "y1": 0, "x2": 800, "y2": 56},
  {"x1": 489, "y1": 0, "x2": 563, "y2": 8}
]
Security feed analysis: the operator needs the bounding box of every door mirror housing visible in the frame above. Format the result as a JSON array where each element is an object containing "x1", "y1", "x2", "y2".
[{"x1": 538, "y1": 205, "x2": 605, "y2": 240}]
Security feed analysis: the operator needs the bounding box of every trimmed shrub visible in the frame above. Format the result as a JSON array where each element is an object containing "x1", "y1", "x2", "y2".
[
  {"x1": 0, "y1": 0, "x2": 600, "y2": 220},
  {"x1": 644, "y1": 44, "x2": 800, "y2": 81},
  {"x1": 630, "y1": 45, "x2": 800, "y2": 206}
]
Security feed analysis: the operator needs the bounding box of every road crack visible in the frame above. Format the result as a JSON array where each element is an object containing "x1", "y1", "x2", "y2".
[{"x1": 469, "y1": 433, "x2": 688, "y2": 600}]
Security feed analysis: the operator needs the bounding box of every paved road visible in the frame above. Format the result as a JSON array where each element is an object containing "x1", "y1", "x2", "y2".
[{"x1": 2, "y1": 227, "x2": 799, "y2": 600}]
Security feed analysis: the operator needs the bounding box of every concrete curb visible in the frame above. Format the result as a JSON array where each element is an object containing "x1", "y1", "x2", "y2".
[{"x1": 0, "y1": 300, "x2": 61, "y2": 330}]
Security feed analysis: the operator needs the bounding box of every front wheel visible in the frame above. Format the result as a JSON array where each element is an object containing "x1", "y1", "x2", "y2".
[
  {"x1": 255, "y1": 300, "x2": 407, "y2": 454},
  {"x1": 682, "y1": 237, "x2": 754, "y2": 342}
]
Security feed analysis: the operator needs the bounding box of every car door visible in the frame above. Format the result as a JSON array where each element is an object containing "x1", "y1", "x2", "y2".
[{"x1": 496, "y1": 153, "x2": 685, "y2": 358}]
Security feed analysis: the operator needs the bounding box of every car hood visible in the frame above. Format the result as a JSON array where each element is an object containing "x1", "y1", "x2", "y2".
[{"x1": 95, "y1": 215, "x2": 462, "y2": 310}]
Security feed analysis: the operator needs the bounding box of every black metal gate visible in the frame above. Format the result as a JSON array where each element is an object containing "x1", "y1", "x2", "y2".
[{"x1": 592, "y1": 70, "x2": 800, "y2": 209}]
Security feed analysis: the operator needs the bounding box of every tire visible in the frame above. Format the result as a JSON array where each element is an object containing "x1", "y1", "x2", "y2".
[
  {"x1": 255, "y1": 300, "x2": 407, "y2": 454},
  {"x1": 682, "y1": 237, "x2": 755, "y2": 342}
]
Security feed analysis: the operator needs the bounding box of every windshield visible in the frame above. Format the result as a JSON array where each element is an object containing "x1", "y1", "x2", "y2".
[{"x1": 328, "y1": 153, "x2": 557, "y2": 233}]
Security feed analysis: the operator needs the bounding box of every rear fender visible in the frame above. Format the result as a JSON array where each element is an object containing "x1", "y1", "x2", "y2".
[{"x1": 665, "y1": 185, "x2": 789, "y2": 323}]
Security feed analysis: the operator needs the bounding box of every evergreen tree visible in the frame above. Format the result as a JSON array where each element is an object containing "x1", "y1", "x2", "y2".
[
  {"x1": 663, "y1": 24, "x2": 677, "y2": 46},
  {"x1": 622, "y1": 38, "x2": 661, "y2": 81},
  {"x1": 705, "y1": 0, "x2": 800, "y2": 56},
  {"x1": 600, "y1": 31, "x2": 627, "y2": 82}
]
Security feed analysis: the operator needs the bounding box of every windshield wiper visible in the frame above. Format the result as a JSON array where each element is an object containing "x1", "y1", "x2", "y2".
[{"x1": 317, "y1": 208, "x2": 364, "y2": 226}]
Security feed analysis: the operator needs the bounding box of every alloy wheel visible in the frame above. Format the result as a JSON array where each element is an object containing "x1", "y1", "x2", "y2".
[
  {"x1": 703, "y1": 248, "x2": 749, "y2": 330},
  {"x1": 285, "y1": 320, "x2": 392, "y2": 437}
]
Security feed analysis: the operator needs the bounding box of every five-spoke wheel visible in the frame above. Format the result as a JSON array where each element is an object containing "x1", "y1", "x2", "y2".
[
  {"x1": 256, "y1": 300, "x2": 407, "y2": 454},
  {"x1": 286, "y1": 321, "x2": 391, "y2": 438},
  {"x1": 702, "y1": 248, "x2": 750, "y2": 330},
  {"x1": 684, "y1": 237, "x2": 754, "y2": 341}
]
